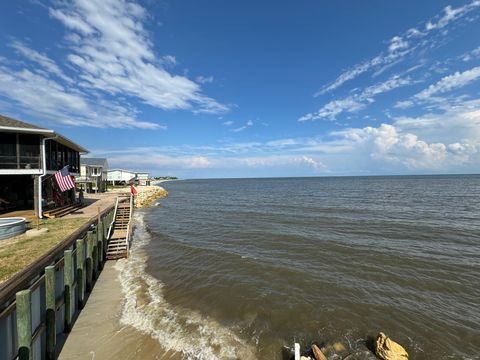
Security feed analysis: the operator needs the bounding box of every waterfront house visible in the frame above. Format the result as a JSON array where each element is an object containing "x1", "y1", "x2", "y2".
[
  {"x1": 0, "y1": 115, "x2": 87, "y2": 218},
  {"x1": 107, "y1": 169, "x2": 136, "y2": 186},
  {"x1": 76, "y1": 157, "x2": 109, "y2": 193},
  {"x1": 135, "y1": 172, "x2": 150, "y2": 186}
]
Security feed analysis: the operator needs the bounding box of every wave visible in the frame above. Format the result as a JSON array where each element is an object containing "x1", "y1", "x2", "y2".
[{"x1": 114, "y1": 212, "x2": 257, "y2": 360}]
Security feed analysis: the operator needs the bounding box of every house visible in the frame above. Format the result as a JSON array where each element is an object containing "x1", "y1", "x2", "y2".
[
  {"x1": 0, "y1": 115, "x2": 88, "y2": 218},
  {"x1": 76, "y1": 158, "x2": 109, "y2": 193},
  {"x1": 107, "y1": 169, "x2": 136, "y2": 185},
  {"x1": 135, "y1": 172, "x2": 150, "y2": 186}
]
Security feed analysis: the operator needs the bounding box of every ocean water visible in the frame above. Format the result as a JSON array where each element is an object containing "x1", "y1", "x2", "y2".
[{"x1": 117, "y1": 176, "x2": 480, "y2": 359}]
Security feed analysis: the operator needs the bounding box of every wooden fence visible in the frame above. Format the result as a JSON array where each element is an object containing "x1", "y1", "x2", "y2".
[{"x1": 0, "y1": 205, "x2": 117, "y2": 360}]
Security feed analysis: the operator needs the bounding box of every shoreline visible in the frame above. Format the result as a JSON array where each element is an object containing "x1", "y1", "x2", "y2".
[{"x1": 58, "y1": 184, "x2": 177, "y2": 360}]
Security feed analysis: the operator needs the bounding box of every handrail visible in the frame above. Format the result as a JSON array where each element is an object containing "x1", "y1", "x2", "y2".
[
  {"x1": 106, "y1": 196, "x2": 120, "y2": 240},
  {"x1": 125, "y1": 194, "x2": 134, "y2": 257}
]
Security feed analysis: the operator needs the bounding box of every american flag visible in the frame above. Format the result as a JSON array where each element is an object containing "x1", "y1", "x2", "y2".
[{"x1": 54, "y1": 166, "x2": 75, "y2": 192}]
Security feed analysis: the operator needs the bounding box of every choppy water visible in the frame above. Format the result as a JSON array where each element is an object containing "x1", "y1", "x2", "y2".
[{"x1": 119, "y1": 176, "x2": 480, "y2": 359}]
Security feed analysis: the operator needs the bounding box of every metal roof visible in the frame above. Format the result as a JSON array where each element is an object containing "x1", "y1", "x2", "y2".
[{"x1": 80, "y1": 157, "x2": 108, "y2": 167}]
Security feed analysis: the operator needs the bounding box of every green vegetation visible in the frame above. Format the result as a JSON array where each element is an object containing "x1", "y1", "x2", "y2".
[
  {"x1": 0, "y1": 217, "x2": 89, "y2": 283},
  {"x1": 153, "y1": 176, "x2": 178, "y2": 180}
]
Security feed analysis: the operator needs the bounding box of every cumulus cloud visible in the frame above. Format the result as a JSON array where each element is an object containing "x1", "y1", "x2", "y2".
[{"x1": 333, "y1": 123, "x2": 476, "y2": 170}]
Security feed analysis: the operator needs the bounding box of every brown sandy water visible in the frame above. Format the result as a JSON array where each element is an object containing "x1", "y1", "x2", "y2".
[{"x1": 62, "y1": 176, "x2": 480, "y2": 359}]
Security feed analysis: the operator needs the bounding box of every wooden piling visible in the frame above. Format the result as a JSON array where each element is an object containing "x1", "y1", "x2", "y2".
[
  {"x1": 45, "y1": 266, "x2": 56, "y2": 360},
  {"x1": 91, "y1": 226, "x2": 98, "y2": 280},
  {"x1": 64, "y1": 249, "x2": 73, "y2": 332},
  {"x1": 76, "y1": 238, "x2": 85, "y2": 309},
  {"x1": 86, "y1": 231, "x2": 93, "y2": 292},
  {"x1": 16, "y1": 289, "x2": 32, "y2": 360},
  {"x1": 97, "y1": 220, "x2": 104, "y2": 268}
]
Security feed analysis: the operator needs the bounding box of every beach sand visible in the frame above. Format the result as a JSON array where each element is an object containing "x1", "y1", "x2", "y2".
[{"x1": 58, "y1": 262, "x2": 180, "y2": 360}]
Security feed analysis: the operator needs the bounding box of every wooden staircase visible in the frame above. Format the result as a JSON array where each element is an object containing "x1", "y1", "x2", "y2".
[{"x1": 106, "y1": 195, "x2": 133, "y2": 260}]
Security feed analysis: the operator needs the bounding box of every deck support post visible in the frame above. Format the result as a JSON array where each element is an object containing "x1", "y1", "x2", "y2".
[
  {"x1": 64, "y1": 250, "x2": 73, "y2": 332},
  {"x1": 16, "y1": 289, "x2": 32, "y2": 360},
  {"x1": 45, "y1": 266, "x2": 56, "y2": 360}
]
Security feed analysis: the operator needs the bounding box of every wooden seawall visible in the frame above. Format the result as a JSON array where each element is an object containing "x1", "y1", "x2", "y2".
[{"x1": 0, "y1": 198, "x2": 129, "y2": 360}]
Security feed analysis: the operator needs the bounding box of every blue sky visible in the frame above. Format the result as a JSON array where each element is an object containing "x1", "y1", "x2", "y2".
[{"x1": 0, "y1": 0, "x2": 479, "y2": 178}]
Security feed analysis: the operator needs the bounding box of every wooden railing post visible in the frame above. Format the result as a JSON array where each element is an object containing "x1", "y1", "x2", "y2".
[
  {"x1": 86, "y1": 231, "x2": 93, "y2": 292},
  {"x1": 45, "y1": 266, "x2": 56, "y2": 360},
  {"x1": 76, "y1": 238, "x2": 85, "y2": 309},
  {"x1": 64, "y1": 249, "x2": 73, "y2": 332},
  {"x1": 97, "y1": 220, "x2": 104, "y2": 269},
  {"x1": 92, "y1": 226, "x2": 98, "y2": 280},
  {"x1": 16, "y1": 289, "x2": 32, "y2": 360}
]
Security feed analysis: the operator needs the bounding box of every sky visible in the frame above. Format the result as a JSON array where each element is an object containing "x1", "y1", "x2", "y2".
[{"x1": 0, "y1": 0, "x2": 479, "y2": 178}]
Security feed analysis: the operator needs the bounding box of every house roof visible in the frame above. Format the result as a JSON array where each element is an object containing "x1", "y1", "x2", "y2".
[
  {"x1": 0, "y1": 114, "x2": 88, "y2": 153},
  {"x1": 81, "y1": 157, "x2": 108, "y2": 167},
  {"x1": 108, "y1": 168, "x2": 136, "y2": 173},
  {"x1": 0, "y1": 114, "x2": 48, "y2": 130}
]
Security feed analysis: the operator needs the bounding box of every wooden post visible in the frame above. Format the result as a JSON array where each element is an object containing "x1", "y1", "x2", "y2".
[
  {"x1": 86, "y1": 231, "x2": 93, "y2": 292},
  {"x1": 91, "y1": 226, "x2": 98, "y2": 280},
  {"x1": 76, "y1": 238, "x2": 85, "y2": 309},
  {"x1": 45, "y1": 266, "x2": 56, "y2": 360},
  {"x1": 64, "y1": 250, "x2": 73, "y2": 332},
  {"x1": 16, "y1": 289, "x2": 32, "y2": 360},
  {"x1": 97, "y1": 220, "x2": 104, "y2": 268}
]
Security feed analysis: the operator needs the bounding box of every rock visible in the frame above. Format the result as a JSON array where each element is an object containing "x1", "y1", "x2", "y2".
[
  {"x1": 26, "y1": 228, "x2": 49, "y2": 237},
  {"x1": 311, "y1": 344, "x2": 328, "y2": 360},
  {"x1": 375, "y1": 332, "x2": 408, "y2": 360},
  {"x1": 333, "y1": 342, "x2": 346, "y2": 353},
  {"x1": 300, "y1": 357, "x2": 312, "y2": 360}
]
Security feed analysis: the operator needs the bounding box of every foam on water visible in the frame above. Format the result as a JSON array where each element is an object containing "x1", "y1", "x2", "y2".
[{"x1": 114, "y1": 212, "x2": 257, "y2": 360}]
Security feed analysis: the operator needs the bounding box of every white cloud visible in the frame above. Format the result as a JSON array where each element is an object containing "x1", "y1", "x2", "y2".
[
  {"x1": 394, "y1": 100, "x2": 414, "y2": 109},
  {"x1": 425, "y1": 2, "x2": 480, "y2": 31},
  {"x1": 222, "y1": 120, "x2": 234, "y2": 126},
  {"x1": 415, "y1": 66, "x2": 480, "y2": 101},
  {"x1": 196, "y1": 75, "x2": 214, "y2": 84},
  {"x1": 316, "y1": 1, "x2": 480, "y2": 95},
  {"x1": 302, "y1": 76, "x2": 412, "y2": 121},
  {"x1": 231, "y1": 120, "x2": 253, "y2": 132},
  {"x1": 0, "y1": 66, "x2": 161, "y2": 129},
  {"x1": 49, "y1": 0, "x2": 227, "y2": 114},
  {"x1": 10, "y1": 41, "x2": 72, "y2": 83},
  {"x1": 389, "y1": 36, "x2": 409, "y2": 53}
]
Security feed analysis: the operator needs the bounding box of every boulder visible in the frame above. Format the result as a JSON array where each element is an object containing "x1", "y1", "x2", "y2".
[
  {"x1": 375, "y1": 332, "x2": 408, "y2": 360},
  {"x1": 26, "y1": 228, "x2": 49, "y2": 237},
  {"x1": 311, "y1": 344, "x2": 328, "y2": 360}
]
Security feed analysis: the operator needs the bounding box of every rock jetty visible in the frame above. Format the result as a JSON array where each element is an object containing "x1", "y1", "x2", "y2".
[{"x1": 134, "y1": 185, "x2": 168, "y2": 208}]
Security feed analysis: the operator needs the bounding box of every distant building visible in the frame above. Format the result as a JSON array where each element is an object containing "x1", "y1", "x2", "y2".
[
  {"x1": 135, "y1": 172, "x2": 150, "y2": 186},
  {"x1": 0, "y1": 114, "x2": 87, "y2": 218},
  {"x1": 77, "y1": 157, "x2": 109, "y2": 193},
  {"x1": 107, "y1": 169, "x2": 136, "y2": 185}
]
